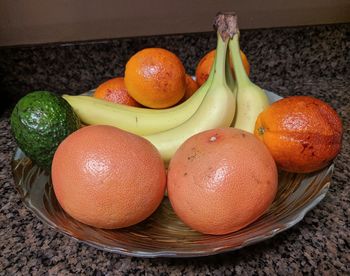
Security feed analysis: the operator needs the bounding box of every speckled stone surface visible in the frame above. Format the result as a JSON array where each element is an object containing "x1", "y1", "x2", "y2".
[{"x1": 1, "y1": 23, "x2": 349, "y2": 275}]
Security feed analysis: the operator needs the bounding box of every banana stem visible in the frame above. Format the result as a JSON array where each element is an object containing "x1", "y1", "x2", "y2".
[
  {"x1": 213, "y1": 12, "x2": 238, "y2": 41},
  {"x1": 205, "y1": 52, "x2": 216, "y2": 84},
  {"x1": 211, "y1": 34, "x2": 228, "y2": 87},
  {"x1": 225, "y1": 50, "x2": 236, "y2": 90},
  {"x1": 212, "y1": 12, "x2": 239, "y2": 87},
  {"x1": 229, "y1": 34, "x2": 251, "y2": 88}
]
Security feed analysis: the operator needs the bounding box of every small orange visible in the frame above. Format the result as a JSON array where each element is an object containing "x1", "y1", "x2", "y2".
[
  {"x1": 254, "y1": 96, "x2": 343, "y2": 173},
  {"x1": 167, "y1": 128, "x2": 278, "y2": 235},
  {"x1": 195, "y1": 49, "x2": 250, "y2": 86},
  {"x1": 51, "y1": 125, "x2": 166, "y2": 229},
  {"x1": 181, "y1": 74, "x2": 199, "y2": 102},
  {"x1": 124, "y1": 48, "x2": 186, "y2": 108},
  {"x1": 93, "y1": 77, "x2": 141, "y2": 107}
]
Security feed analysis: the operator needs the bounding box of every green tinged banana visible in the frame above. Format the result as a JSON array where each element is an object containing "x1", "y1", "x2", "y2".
[
  {"x1": 62, "y1": 70, "x2": 214, "y2": 136},
  {"x1": 225, "y1": 50, "x2": 238, "y2": 102},
  {"x1": 143, "y1": 13, "x2": 237, "y2": 164},
  {"x1": 229, "y1": 30, "x2": 269, "y2": 133}
]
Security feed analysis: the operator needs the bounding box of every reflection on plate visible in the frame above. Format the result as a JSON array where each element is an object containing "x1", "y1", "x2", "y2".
[{"x1": 11, "y1": 91, "x2": 333, "y2": 258}]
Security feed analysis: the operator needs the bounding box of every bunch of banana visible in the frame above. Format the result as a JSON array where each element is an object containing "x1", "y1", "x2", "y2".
[
  {"x1": 63, "y1": 67, "x2": 214, "y2": 136},
  {"x1": 143, "y1": 14, "x2": 237, "y2": 164},
  {"x1": 63, "y1": 12, "x2": 269, "y2": 163},
  {"x1": 142, "y1": 13, "x2": 270, "y2": 163},
  {"x1": 229, "y1": 27, "x2": 270, "y2": 133}
]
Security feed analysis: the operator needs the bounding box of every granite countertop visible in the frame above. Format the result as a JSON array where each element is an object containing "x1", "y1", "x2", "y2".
[{"x1": 1, "y1": 23, "x2": 349, "y2": 274}]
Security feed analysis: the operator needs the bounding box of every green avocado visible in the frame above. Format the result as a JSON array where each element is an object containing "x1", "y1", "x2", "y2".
[{"x1": 11, "y1": 91, "x2": 81, "y2": 170}]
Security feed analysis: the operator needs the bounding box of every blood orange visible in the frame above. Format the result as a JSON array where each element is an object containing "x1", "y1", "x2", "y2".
[{"x1": 254, "y1": 96, "x2": 343, "y2": 173}]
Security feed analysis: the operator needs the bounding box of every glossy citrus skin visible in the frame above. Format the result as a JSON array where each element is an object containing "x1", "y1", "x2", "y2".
[
  {"x1": 51, "y1": 125, "x2": 166, "y2": 229},
  {"x1": 167, "y1": 128, "x2": 278, "y2": 235},
  {"x1": 195, "y1": 49, "x2": 250, "y2": 86},
  {"x1": 124, "y1": 48, "x2": 186, "y2": 108},
  {"x1": 254, "y1": 96, "x2": 343, "y2": 173},
  {"x1": 93, "y1": 77, "x2": 141, "y2": 107}
]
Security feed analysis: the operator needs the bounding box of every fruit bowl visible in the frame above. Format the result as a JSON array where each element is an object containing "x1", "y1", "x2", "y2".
[{"x1": 11, "y1": 91, "x2": 334, "y2": 258}]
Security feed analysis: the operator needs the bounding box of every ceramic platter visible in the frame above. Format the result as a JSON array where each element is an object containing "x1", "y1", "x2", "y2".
[{"x1": 11, "y1": 91, "x2": 333, "y2": 258}]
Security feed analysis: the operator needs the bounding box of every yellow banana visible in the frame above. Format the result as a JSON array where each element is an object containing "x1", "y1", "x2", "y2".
[
  {"x1": 143, "y1": 14, "x2": 236, "y2": 164},
  {"x1": 229, "y1": 32, "x2": 269, "y2": 133},
  {"x1": 63, "y1": 70, "x2": 214, "y2": 136}
]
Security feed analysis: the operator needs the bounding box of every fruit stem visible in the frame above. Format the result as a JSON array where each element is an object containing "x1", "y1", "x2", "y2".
[
  {"x1": 211, "y1": 33, "x2": 228, "y2": 87},
  {"x1": 213, "y1": 12, "x2": 238, "y2": 42},
  {"x1": 225, "y1": 50, "x2": 236, "y2": 91},
  {"x1": 229, "y1": 34, "x2": 251, "y2": 88},
  {"x1": 205, "y1": 52, "x2": 216, "y2": 85},
  {"x1": 211, "y1": 12, "x2": 238, "y2": 87}
]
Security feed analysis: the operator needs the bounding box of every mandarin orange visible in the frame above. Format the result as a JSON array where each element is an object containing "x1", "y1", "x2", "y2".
[
  {"x1": 93, "y1": 77, "x2": 141, "y2": 107},
  {"x1": 195, "y1": 49, "x2": 250, "y2": 86},
  {"x1": 124, "y1": 48, "x2": 186, "y2": 108},
  {"x1": 180, "y1": 74, "x2": 199, "y2": 102}
]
